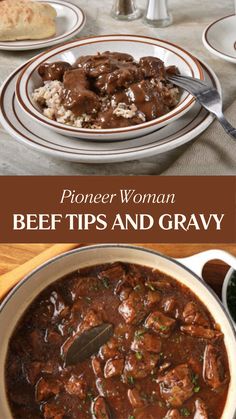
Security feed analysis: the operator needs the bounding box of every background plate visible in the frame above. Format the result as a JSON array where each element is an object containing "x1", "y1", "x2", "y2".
[{"x1": 0, "y1": 0, "x2": 86, "y2": 51}]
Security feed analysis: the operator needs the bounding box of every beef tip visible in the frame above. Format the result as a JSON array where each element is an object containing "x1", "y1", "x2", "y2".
[
  {"x1": 183, "y1": 302, "x2": 210, "y2": 327},
  {"x1": 115, "y1": 279, "x2": 132, "y2": 301},
  {"x1": 96, "y1": 377, "x2": 124, "y2": 398},
  {"x1": 163, "y1": 409, "x2": 181, "y2": 419},
  {"x1": 180, "y1": 325, "x2": 223, "y2": 340},
  {"x1": 24, "y1": 360, "x2": 56, "y2": 385},
  {"x1": 126, "y1": 80, "x2": 168, "y2": 121},
  {"x1": 80, "y1": 309, "x2": 103, "y2": 332},
  {"x1": 99, "y1": 337, "x2": 119, "y2": 360},
  {"x1": 203, "y1": 344, "x2": 225, "y2": 389},
  {"x1": 92, "y1": 356, "x2": 103, "y2": 377},
  {"x1": 96, "y1": 64, "x2": 143, "y2": 95},
  {"x1": 140, "y1": 56, "x2": 166, "y2": 79},
  {"x1": 127, "y1": 388, "x2": 145, "y2": 408},
  {"x1": 104, "y1": 357, "x2": 124, "y2": 378},
  {"x1": 157, "y1": 364, "x2": 194, "y2": 407},
  {"x1": 131, "y1": 331, "x2": 162, "y2": 353},
  {"x1": 99, "y1": 262, "x2": 125, "y2": 281},
  {"x1": 194, "y1": 398, "x2": 208, "y2": 419},
  {"x1": 145, "y1": 290, "x2": 161, "y2": 308},
  {"x1": 64, "y1": 374, "x2": 87, "y2": 398},
  {"x1": 38, "y1": 61, "x2": 72, "y2": 81},
  {"x1": 161, "y1": 296, "x2": 179, "y2": 318},
  {"x1": 91, "y1": 396, "x2": 112, "y2": 419},
  {"x1": 43, "y1": 402, "x2": 65, "y2": 419},
  {"x1": 118, "y1": 291, "x2": 147, "y2": 324},
  {"x1": 76, "y1": 51, "x2": 134, "y2": 78},
  {"x1": 49, "y1": 291, "x2": 69, "y2": 320},
  {"x1": 35, "y1": 377, "x2": 61, "y2": 402},
  {"x1": 124, "y1": 352, "x2": 159, "y2": 379},
  {"x1": 62, "y1": 68, "x2": 100, "y2": 116},
  {"x1": 71, "y1": 276, "x2": 100, "y2": 298},
  {"x1": 166, "y1": 65, "x2": 179, "y2": 76},
  {"x1": 145, "y1": 311, "x2": 175, "y2": 337},
  {"x1": 133, "y1": 408, "x2": 156, "y2": 419}
]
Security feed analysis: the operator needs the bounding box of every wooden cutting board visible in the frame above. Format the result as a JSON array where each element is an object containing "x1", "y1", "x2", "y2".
[{"x1": 0, "y1": 243, "x2": 235, "y2": 298}]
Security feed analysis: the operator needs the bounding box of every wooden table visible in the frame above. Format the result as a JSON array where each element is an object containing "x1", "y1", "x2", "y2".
[
  {"x1": 1, "y1": 243, "x2": 235, "y2": 298},
  {"x1": 0, "y1": 0, "x2": 234, "y2": 175}
]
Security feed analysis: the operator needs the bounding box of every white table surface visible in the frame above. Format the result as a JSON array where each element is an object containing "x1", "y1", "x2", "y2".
[{"x1": 0, "y1": 0, "x2": 235, "y2": 175}]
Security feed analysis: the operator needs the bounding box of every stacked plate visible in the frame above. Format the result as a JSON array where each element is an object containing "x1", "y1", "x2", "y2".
[{"x1": 0, "y1": 35, "x2": 220, "y2": 163}]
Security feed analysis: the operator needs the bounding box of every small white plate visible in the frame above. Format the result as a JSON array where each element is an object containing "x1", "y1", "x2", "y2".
[
  {"x1": 203, "y1": 14, "x2": 236, "y2": 64},
  {"x1": 0, "y1": 60, "x2": 219, "y2": 163},
  {"x1": 0, "y1": 0, "x2": 86, "y2": 51}
]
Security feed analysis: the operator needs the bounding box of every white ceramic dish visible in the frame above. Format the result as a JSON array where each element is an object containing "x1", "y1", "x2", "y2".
[
  {"x1": 16, "y1": 34, "x2": 204, "y2": 141},
  {"x1": 0, "y1": 245, "x2": 236, "y2": 418},
  {"x1": 0, "y1": 0, "x2": 86, "y2": 51},
  {"x1": 222, "y1": 268, "x2": 236, "y2": 328},
  {"x1": 203, "y1": 15, "x2": 236, "y2": 64},
  {"x1": 0, "y1": 60, "x2": 218, "y2": 163}
]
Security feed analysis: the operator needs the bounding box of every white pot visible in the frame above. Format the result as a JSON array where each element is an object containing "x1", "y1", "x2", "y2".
[{"x1": 0, "y1": 245, "x2": 236, "y2": 419}]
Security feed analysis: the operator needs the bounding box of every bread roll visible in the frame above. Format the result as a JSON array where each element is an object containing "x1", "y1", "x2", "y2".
[{"x1": 0, "y1": 1, "x2": 57, "y2": 41}]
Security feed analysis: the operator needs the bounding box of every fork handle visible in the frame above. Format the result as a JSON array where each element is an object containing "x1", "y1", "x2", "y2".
[{"x1": 217, "y1": 113, "x2": 236, "y2": 140}]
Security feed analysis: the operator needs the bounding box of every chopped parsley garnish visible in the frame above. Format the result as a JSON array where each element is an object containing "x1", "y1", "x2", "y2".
[
  {"x1": 159, "y1": 325, "x2": 168, "y2": 331},
  {"x1": 135, "y1": 352, "x2": 143, "y2": 360},
  {"x1": 180, "y1": 407, "x2": 191, "y2": 417},
  {"x1": 128, "y1": 376, "x2": 135, "y2": 385},
  {"x1": 101, "y1": 277, "x2": 110, "y2": 288}
]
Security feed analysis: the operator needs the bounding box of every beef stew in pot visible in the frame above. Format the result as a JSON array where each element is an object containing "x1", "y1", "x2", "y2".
[{"x1": 5, "y1": 262, "x2": 230, "y2": 418}]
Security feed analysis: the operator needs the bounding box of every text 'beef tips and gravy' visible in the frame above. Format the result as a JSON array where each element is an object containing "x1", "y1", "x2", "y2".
[
  {"x1": 32, "y1": 52, "x2": 180, "y2": 129},
  {"x1": 6, "y1": 263, "x2": 229, "y2": 419}
]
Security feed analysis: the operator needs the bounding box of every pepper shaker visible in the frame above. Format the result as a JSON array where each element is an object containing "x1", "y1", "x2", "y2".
[
  {"x1": 111, "y1": 0, "x2": 142, "y2": 21},
  {"x1": 144, "y1": 0, "x2": 172, "y2": 27}
]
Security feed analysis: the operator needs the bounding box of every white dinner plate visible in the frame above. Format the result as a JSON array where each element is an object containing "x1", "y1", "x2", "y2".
[
  {"x1": 0, "y1": 60, "x2": 220, "y2": 163},
  {"x1": 0, "y1": 0, "x2": 86, "y2": 51},
  {"x1": 203, "y1": 15, "x2": 236, "y2": 64}
]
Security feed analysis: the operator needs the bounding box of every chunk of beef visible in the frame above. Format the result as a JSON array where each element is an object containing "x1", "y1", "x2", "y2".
[
  {"x1": 145, "y1": 311, "x2": 175, "y2": 337},
  {"x1": 99, "y1": 262, "x2": 125, "y2": 281},
  {"x1": 139, "y1": 56, "x2": 166, "y2": 79},
  {"x1": 157, "y1": 364, "x2": 194, "y2": 407},
  {"x1": 96, "y1": 64, "x2": 143, "y2": 95},
  {"x1": 194, "y1": 398, "x2": 208, "y2": 419},
  {"x1": 180, "y1": 325, "x2": 223, "y2": 340},
  {"x1": 183, "y1": 302, "x2": 210, "y2": 327},
  {"x1": 124, "y1": 352, "x2": 159, "y2": 379},
  {"x1": 80, "y1": 309, "x2": 103, "y2": 332},
  {"x1": 127, "y1": 388, "x2": 145, "y2": 408},
  {"x1": 96, "y1": 377, "x2": 124, "y2": 399},
  {"x1": 203, "y1": 344, "x2": 225, "y2": 389},
  {"x1": 76, "y1": 51, "x2": 134, "y2": 78},
  {"x1": 43, "y1": 402, "x2": 65, "y2": 419},
  {"x1": 38, "y1": 61, "x2": 72, "y2": 81},
  {"x1": 49, "y1": 291, "x2": 69, "y2": 320},
  {"x1": 104, "y1": 357, "x2": 124, "y2": 378},
  {"x1": 62, "y1": 68, "x2": 100, "y2": 116},
  {"x1": 24, "y1": 360, "x2": 56, "y2": 385},
  {"x1": 64, "y1": 374, "x2": 87, "y2": 398},
  {"x1": 161, "y1": 296, "x2": 180, "y2": 318},
  {"x1": 35, "y1": 377, "x2": 61, "y2": 402},
  {"x1": 91, "y1": 396, "x2": 111, "y2": 419},
  {"x1": 131, "y1": 331, "x2": 162, "y2": 353},
  {"x1": 99, "y1": 337, "x2": 120, "y2": 360},
  {"x1": 145, "y1": 290, "x2": 161, "y2": 308},
  {"x1": 92, "y1": 356, "x2": 103, "y2": 377},
  {"x1": 163, "y1": 410, "x2": 181, "y2": 419},
  {"x1": 118, "y1": 292, "x2": 146, "y2": 324},
  {"x1": 115, "y1": 279, "x2": 132, "y2": 301}
]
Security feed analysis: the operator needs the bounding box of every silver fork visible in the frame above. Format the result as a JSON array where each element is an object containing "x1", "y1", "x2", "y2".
[{"x1": 168, "y1": 74, "x2": 236, "y2": 140}]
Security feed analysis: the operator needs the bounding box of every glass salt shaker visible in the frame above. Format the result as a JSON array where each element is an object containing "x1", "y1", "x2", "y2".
[
  {"x1": 111, "y1": 0, "x2": 142, "y2": 21},
  {"x1": 144, "y1": 0, "x2": 172, "y2": 27}
]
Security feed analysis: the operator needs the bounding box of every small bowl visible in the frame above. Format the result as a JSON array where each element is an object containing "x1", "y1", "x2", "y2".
[
  {"x1": 222, "y1": 268, "x2": 236, "y2": 328},
  {"x1": 16, "y1": 34, "x2": 204, "y2": 141}
]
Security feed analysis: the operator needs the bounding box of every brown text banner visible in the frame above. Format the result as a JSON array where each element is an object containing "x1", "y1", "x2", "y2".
[{"x1": 0, "y1": 176, "x2": 235, "y2": 243}]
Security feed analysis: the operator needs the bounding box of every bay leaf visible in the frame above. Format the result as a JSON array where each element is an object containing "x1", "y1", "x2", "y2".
[{"x1": 65, "y1": 323, "x2": 114, "y2": 366}]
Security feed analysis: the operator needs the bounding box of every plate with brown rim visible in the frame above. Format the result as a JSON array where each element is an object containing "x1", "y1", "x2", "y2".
[{"x1": 0, "y1": 59, "x2": 219, "y2": 163}]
